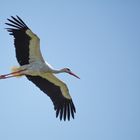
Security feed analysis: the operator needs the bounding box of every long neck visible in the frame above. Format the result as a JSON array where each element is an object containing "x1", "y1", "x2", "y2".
[{"x1": 51, "y1": 68, "x2": 64, "y2": 74}]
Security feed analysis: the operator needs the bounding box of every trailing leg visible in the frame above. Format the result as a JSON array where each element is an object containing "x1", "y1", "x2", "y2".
[{"x1": 0, "y1": 66, "x2": 26, "y2": 79}]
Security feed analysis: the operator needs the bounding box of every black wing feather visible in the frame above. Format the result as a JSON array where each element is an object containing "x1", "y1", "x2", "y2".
[
  {"x1": 17, "y1": 15, "x2": 28, "y2": 27},
  {"x1": 26, "y1": 75, "x2": 76, "y2": 121},
  {"x1": 11, "y1": 16, "x2": 27, "y2": 27},
  {"x1": 5, "y1": 16, "x2": 30, "y2": 65},
  {"x1": 7, "y1": 19, "x2": 23, "y2": 28}
]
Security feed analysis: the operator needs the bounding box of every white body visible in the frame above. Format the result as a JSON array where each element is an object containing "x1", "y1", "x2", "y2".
[{"x1": 20, "y1": 61, "x2": 53, "y2": 76}]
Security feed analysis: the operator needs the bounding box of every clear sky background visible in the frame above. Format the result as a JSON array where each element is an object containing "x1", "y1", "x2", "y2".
[{"x1": 0, "y1": 0, "x2": 140, "y2": 140}]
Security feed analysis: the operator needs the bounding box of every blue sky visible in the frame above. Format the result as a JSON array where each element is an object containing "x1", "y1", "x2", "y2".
[{"x1": 0, "y1": 0, "x2": 140, "y2": 140}]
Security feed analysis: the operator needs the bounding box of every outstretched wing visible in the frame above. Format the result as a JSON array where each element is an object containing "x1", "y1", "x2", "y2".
[
  {"x1": 26, "y1": 73, "x2": 76, "y2": 121},
  {"x1": 5, "y1": 16, "x2": 44, "y2": 65}
]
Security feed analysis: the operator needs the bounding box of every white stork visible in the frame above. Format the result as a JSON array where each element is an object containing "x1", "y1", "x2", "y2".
[{"x1": 0, "y1": 16, "x2": 80, "y2": 121}]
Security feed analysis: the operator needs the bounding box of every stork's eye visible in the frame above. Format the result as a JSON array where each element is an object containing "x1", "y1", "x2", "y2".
[{"x1": 66, "y1": 68, "x2": 70, "y2": 71}]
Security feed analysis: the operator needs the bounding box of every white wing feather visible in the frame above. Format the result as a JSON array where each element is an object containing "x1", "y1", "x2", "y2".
[{"x1": 26, "y1": 29, "x2": 45, "y2": 63}]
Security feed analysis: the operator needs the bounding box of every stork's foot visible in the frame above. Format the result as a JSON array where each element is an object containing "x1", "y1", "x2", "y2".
[{"x1": 0, "y1": 75, "x2": 6, "y2": 79}]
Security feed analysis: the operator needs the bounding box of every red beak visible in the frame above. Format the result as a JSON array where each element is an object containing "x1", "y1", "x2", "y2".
[{"x1": 69, "y1": 72, "x2": 80, "y2": 79}]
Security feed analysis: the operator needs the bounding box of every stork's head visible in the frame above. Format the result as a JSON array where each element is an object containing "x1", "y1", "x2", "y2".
[{"x1": 62, "y1": 68, "x2": 80, "y2": 79}]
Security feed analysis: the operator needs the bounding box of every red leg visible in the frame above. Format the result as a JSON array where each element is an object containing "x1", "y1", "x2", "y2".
[{"x1": 0, "y1": 70, "x2": 25, "y2": 79}]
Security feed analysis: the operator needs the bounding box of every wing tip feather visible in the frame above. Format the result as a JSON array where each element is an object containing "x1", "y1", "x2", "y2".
[
  {"x1": 5, "y1": 15, "x2": 29, "y2": 30},
  {"x1": 55, "y1": 99, "x2": 76, "y2": 121}
]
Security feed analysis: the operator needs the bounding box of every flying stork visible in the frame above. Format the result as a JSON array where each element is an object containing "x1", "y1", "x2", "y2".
[{"x1": 0, "y1": 16, "x2": 80, "y2": 121}]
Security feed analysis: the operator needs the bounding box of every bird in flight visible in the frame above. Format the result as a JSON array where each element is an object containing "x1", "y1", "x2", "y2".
[{"x1": 0, "y1": 16, "x2": 80, "y2": 121}]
